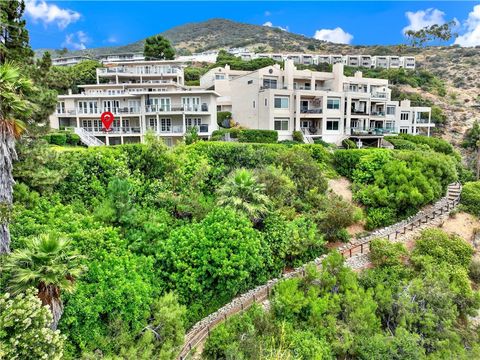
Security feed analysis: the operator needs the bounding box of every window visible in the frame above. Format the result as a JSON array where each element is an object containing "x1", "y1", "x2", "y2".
[
  {"x1": 247, "y1": 80, "x2": 253, "y2": 85},
  {"x1": 148, "y1": 118, "x2": 157, "y2": 131},
  {"x1": 215, "y1": 74, "x2": 225, "y2": 80},
  {"x1": 182, "y1": 97, "x2": 200, "y2": 111},
  {"x1": 160, "y1": 118, "x2": 171, "y2": 132},
  {"x1": 387, "y1": 106, "x2": 396, "y2": 115},
  {"x1": 264, "y1": 98, "x2": 268, "y2": 106},
  {"x1": 253, "y1": 100, "x2": 256, "y2": 108},
  {"x1": 400, "y1": 112, "x2": 409, "y2": 120},
  {"x1": 326, "y1": 119, "x2": 340, "y2": 131},
  {"x1": 400, "y1": 127, "x2": 408, "y2": 134},
  {"x1": 274, "y1": 96, "x2": 289, "y2": 109},
  {"x1": 274, "y1": 118, "x2": 289, "y2": 131},
  {"x1": 186, "y1": 118, "x2": 202, "y2": 128},
  {"x1": 56, "y1": 102, "x2": 65, "y2": 114},
  {"x1": 263, "y1": 78, "x2": 277, "y2": 89},
  {"x1": 327, "y1": 98, "x2": 340, "y2": 110}
]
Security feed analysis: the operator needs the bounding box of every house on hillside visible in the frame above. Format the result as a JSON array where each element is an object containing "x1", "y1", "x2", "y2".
[
  {"x1": 49, "y1": 60, "x2": 219, "y2": 146},
  {"x1": 202, "y1": 60, "x2": 432, "y2": 146}
]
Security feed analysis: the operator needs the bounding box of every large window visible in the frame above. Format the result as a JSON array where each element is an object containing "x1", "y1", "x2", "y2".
[
  {"x1": 56, "y1": 102, "x2": 65, "y2": 114},
  {"x1": 400, "y1": 112, "x2": 409, "y2": 120},
  {"x1": 160, "y1": 118, "x2": 171, "y2": 132},
  {"x1": 274, "y1": 118, "x2": 289, "y2": 131},
  {"x1": 186, "y1": 118, "x2": 202, "y2": 128},
  {"x1": 148, "y1": 118, "x2": 157, "y2": 131},
  {"x1": 274, "y1": 96, "x2": 289, "y2": 109},
  {"x1": 263, "y1": 78, "x2": 277, "y2": 89},
  {"x1": 326, "y1": 119, "x2": 340, "y2": 131},
  {"x1": 387, "y1": 106, "x2": 396, "y2": 115},
  {"x1": 327, "y1": 98, "x2": 340, "y2": 110},
  {"x1": 400, "y1": 127, "x2": 408, "y2": 134}
]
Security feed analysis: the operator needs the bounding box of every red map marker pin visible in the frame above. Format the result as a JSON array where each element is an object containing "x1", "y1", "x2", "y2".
[{"x1": 101, "y1": 111, "x2": 114, "y2": 131}]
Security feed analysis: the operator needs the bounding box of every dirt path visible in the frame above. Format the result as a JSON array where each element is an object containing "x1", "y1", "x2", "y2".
[
  {"x1": 328, "y1": 177, "x2": 353, "y2": 202},
  {"x1": 437, "y1": 212, "x2": 480, "y2": 243}
]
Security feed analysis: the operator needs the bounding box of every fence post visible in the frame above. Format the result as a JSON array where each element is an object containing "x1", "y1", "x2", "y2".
[
  {"x1": 360, "y1": 243, "x2": 363, "y2": 254},
  {"x1": 349, "y1": 248, "x2": 352, "y2": 258}
]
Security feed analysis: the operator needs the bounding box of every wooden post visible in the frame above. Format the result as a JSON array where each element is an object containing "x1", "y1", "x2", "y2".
[{"x1": 360, "y1": 243, "x2": 364, "y2": 254}]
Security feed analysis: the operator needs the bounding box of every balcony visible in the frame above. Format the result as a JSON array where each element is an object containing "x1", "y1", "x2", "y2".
[
  {"x1": 300, "y1": 107, "x2": 322, "y2": 114},
  {"x1": 144, "y1": 104, "x2": 209, "y2": 113},
  {"x1": 351, "y1": 127, "x2": 395, "y2": 136},
  {"x1": 371, "y1": 92, "x2": 387, "y2": 99},
  {"x1": 98, "y1": 67, "x2": 180, "y2": 75},
  {"x1": 82, "y1": 126, "x2": 142, "y2": 134},
  {"x1": 371, "y1": 111, "x2": 386, "y2": 116},
  {"x1": 351, "y1": 109, "x2": 369, "y2": 115}
]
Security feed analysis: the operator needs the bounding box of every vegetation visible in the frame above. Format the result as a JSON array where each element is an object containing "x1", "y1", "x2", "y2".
[
  {"x1": 238, "y1": 129, "x2": 279, "y2": 143},
  {"x1": 334, "y1": 142, "x2": 458, "y2": 228},
  {"x1": 461, "y1": 181, "x2": 480, "y2": 217},
  {"x1": 205, "y1": 229, "x2": 480, "y2": 359},
  {"x1": 143, "y1": 34, "x2": 175, "y2": 60},
  {"x1": 405, "y1": 21, "x2": 458, "y2": 47},
  {"x1": 0, "y1": 288, "x2": 65, "y2": 359}
]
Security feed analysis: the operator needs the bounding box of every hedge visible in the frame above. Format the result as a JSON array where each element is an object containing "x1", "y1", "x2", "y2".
[
  {"x1": 67, "y1": 133, "x2": 81, "y2": 146},
  {"x1": 238, "y1": 130, "x2": 278, "y2": 144},
  {"x1": 217, "y1": 111, "x2": 232, "y2": 127},
  {"x1": 49, "y1": 133, "x2": 67, "y2": 146},
  {"x1": 461, "y1": 181, "x2": 480, "y2": 217}
]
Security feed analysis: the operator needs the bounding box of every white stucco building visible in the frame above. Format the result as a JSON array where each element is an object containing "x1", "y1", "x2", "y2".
[
  {"x1": 202, "y1": 60, "x2": 432, "y2": 146},
  {"x1": 49, "y1": 60, "x2": 219, "y2": 146}
]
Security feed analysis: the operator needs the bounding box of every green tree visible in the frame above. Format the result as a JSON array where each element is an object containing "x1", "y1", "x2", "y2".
[
  {"x1": 217, "y1": 168, "x2": 271, "y2": 222},
  {"x1": 405, "y1": 21, "x2": 458, "y2": 47},
  {"x1": 144, "y1": 35, "x2": 175, "y2": 60},
  {"x1": 0, "y1": 288, "x2": 64, "y2": 359},
  {"x1": 2, "y1": 235, "x2": 85, "y2": 329},
  {"x1": 95, "y1": 177, "x2": 135, "y2": 226},
  {"x1": 0, "y1": 0, "x2": 34, "y2": 64},
  {"x1": 0, "y1": 63, "x2": 34, "y2": 253}
]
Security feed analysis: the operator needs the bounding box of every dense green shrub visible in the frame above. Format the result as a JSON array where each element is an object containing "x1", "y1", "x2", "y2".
[
  {"x1": 384, "y1": 137, "x2": 417, "y2": 150},
  {"x1": 66, "y1": 132, "x2": 80, "y2": 146},
  {"x1": 342, "y1": 138, "x2": 357, "y2": 149},
  {"x1": 238, "y1": 129, "x2": 278, "y2": 143},
  {"x1": 292, "y1": 130, "x2": 303, "y2": 142},
  {"x1": 397, "y1": 134, "x2": 454, "y2": 155},
  {"x1": 461, "y1": 181, "x2": 480, "y2": 217},
  {"x1": 49, "y1": 132, "x2": 67, "y2": 146},
  {"x1": 217, "y1": 111, "x2": 232, "y2": 127}
]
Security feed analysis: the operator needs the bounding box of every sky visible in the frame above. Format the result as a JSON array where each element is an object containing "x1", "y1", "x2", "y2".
[{"x1": 23, "y1": 1, "x2": 480, "y2": 51}]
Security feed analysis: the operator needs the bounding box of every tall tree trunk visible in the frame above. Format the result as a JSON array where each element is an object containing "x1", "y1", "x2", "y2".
[
  {"x1": 0, "y1": 128, "x2": 17, "y2": 254},
  {"x1": 38, "y1": 283, "x2": 64, "y2": 330}
]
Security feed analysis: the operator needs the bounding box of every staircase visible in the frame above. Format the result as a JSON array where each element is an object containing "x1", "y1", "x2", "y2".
[
  {"x1": 447, "y1": 182, "x2": 462, "y2": 204},
  {"x1": 74, "y1": 128, "x2": 105, "y2": 147},
  {"x1": 301, "y1": 128, "x2": 314, "y2": 144}
]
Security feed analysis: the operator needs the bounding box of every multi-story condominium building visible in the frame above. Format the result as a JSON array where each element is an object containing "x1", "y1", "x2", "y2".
[
  {"x1": 200, "y1": 65, "x2": 250, "y2": 112},
  {"x1": 52, "y1": 56, "x2": 92, "y2": 66},
  {"x1": 97, "y1": 53, "x2": 145, "y2": 63},
  {"x1": 209, "y1": 60, "x2": 431, "y2": 146},
  {"x1": 49, "y1": 60, "x2": 219, "y2": 146}
]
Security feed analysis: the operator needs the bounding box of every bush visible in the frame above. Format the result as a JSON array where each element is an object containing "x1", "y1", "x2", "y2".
[
  {"x1": 365, "y1": 207, "x2": 397, "y2": 230},
  {"x1": 66, "y1": 133, "x2": 81, "y2": 146},
  {"x1": 292, "y1": 131, "x2": 303, "y2": 142},
  {"x1": 49, "y1": 133, "x2": 67, "y2": 146},
  {"x1": 217, "y1": 111, "x2": 232, "y2": 127},
  {"x1": 469, "y1": 259, "x2": 480, "y2": 284},
  {"x1": 342, "y1": 138, "x2": 357, "y2": 149},
  {"x1": 369, "y1": 239, "x2": 408, "y2": 267},
  {"x1": 397, "y1": 134, "x2": 454, "y2": 155},
  {"x1": 461, "y1": 182, "x2": 480, "y2": 217},
  {"x1": 384, "y1": 137, "x2": 417, "y2": 150},
  {"x1": 238, "y1": 129, "x2": 278, "y2": 144}
]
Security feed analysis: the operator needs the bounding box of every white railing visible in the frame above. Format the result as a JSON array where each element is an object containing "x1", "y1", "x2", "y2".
[
  {"x1": 301, "y1": 128, "x2": 314, "y2": 144},
  {"x1": 74, "y1": 128, "x2": 105, "y2": 147}
]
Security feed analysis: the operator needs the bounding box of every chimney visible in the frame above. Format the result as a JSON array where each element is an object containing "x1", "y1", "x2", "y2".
[
  {"x1": 400, "y1": 99, "x2": 411, "y2": 107},
  {"x1": 284, "y1": 59, "x2": 295, "y2": 90},
  {"x1": 354, "y1": 71, "x2": 363, "y2": 78},
  {"x1": 68, "y1": 89, "x2": 72, "y2": 95},
  {"x1": 332, "y1": 62, "x2": 344, "y2": 92},
  {"x1": 225, "y1": 64, "x2": 230, "y2": 71}
]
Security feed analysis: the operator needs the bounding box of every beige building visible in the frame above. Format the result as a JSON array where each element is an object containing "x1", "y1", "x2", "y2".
[
  {"x1": 49, "y1": 60, "x2": 219, "y2": 146},
  {"x1": 205, "y1": 60, "x2": 432, "y2": 145}
]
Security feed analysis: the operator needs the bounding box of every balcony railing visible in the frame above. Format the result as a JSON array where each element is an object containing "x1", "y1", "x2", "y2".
[
  {"x1": 351, "y1": 127, "x2": 395, "y2": 136},
  {"x1": 415, "y1": 118, "x2": 430, "y2": 124},
  {"x1": 65, "y1": 107, "x2": 142, "y2": 115},
  {"x1": 371, "y1": 92, "x2": 387, "y2": 99},
  {"x1": 370, "y1": 111, "x2": 386, "y2": 116},
  {"x1": 145, "y1": 104, "x2": 209, "y2": 113},
  {"x1": 82, "y1": 127, "x2": 141, "y2": 134},
  {"x1": 351, "y1": 109, "x2": 368, "y2": 115},
  {"x1": 300, "y1": 107, "x2": 322, "y2": 114},
  {"x1": 98, "y1": 67, "x2": 180, "y2": 75}
]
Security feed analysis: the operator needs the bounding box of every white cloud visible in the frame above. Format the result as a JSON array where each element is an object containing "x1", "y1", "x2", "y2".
[
  {"x1": 25, "y1": 0, "x2": 80, "y2": 29},
  {"x1": 263, "y1": 21, "x2": 288, "y2": 31},
  {"x1": 62, "y1": 31, "x2": 89, "y2": 50},
  {"x1": 313, "y1": 27, "x2": 353, "y2": 44},
  {"x1": 403, "y1": 8, "x2": 446, "y2": 33},
  {"x1": 454, "y1": 5, "x2": 480, "y2": 47}
]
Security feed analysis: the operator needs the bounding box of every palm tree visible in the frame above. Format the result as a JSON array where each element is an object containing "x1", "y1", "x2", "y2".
[
  {"x1": 217, "y1": 168, "x2": 271, "y2": 222},
  {"x1": 0, "y1": 63, "x2": 34, "y2": 254},
  {"x1": 2, "y1": 235, "x2": 85, "y2": 329}
]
